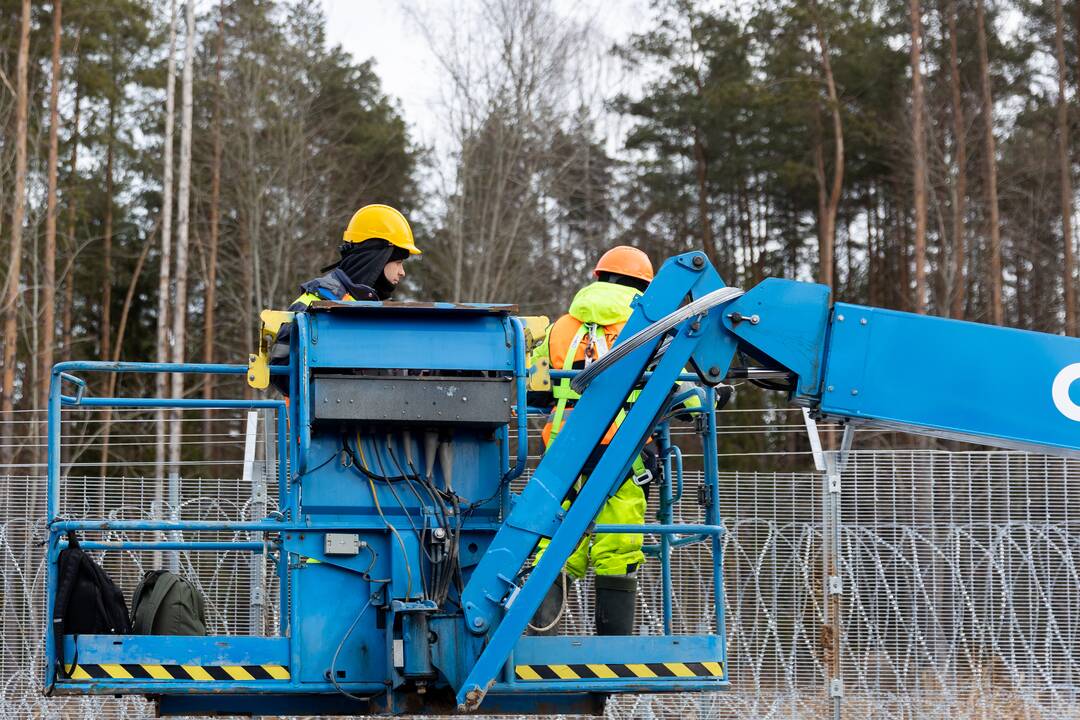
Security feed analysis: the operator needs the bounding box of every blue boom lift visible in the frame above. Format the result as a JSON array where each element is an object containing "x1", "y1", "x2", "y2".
[{"x1": 44, "y1": 252, "x2": 1080, "y2": 715}]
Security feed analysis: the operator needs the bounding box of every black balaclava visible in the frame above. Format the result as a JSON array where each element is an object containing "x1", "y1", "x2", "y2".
[
  {"x1": 597, "y1": 270, "x2": 650, "y2": 293},
  {"x1": 372, "y1": 245, "x2": 409, "y2": 298},
  {"x1": 322, "y1": 239, "x2": 409, "y2": 300}
]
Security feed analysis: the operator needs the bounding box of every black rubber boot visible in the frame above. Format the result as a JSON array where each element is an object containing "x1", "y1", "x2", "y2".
[
  {"x1": 594, "y1": 574, "x2": 638, "y2": 636},
  {"x1": 529, "y1": 574, "x2": 565, "y2": 636}
]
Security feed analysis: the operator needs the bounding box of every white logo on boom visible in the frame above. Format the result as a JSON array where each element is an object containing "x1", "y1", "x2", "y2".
[{"x1": 1052, "y1": 363, "x2": 1080, "y2": 422}]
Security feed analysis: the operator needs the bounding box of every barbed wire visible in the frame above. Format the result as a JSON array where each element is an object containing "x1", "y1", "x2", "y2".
[{"x1": 0, "y1": 408, "x2": 1077, "y2": 719}]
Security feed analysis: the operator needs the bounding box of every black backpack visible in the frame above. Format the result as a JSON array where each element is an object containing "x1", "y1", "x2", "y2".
[
  {"x1": 52, "y1": 532, "x2": 132, "y2": 679},
  {"x1": 130, "y1": 569, "x2": 207, "y2": 636}
]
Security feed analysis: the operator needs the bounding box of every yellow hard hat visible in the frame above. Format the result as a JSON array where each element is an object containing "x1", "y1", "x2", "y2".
[{"x1": 342, "y1": 204, "x2": 421, "y2": 255}]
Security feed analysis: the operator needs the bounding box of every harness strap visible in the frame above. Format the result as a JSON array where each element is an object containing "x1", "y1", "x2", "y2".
[
  {"x1": 547, "y1": 323, "x2": 649, "y2": 484},
  {"x1": 549, "y1": 324, "x2": 589, "y2": 443},
  {"x1": 548, "y1": 325, "x2": 648, "y2": 481}
]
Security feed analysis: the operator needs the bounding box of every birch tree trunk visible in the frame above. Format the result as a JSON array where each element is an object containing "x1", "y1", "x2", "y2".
[
  {"x1": 2, "y1": 0, "x2": 32, "y2": 468},
  {"x1": 975, "y1": 0, "x2": 1004, "y2": 325},
  {"x1": 169, "y1": 0, "x2": 195, "y2": 474},
  {"x1": 203, "y1": 2, "x2": 224, "y2": 449},
  {"x1": 947, "y1": 0, "x2": 967, "y2": 319},
  {"x1": 1054, "y1": 0, "x2": 1076, "y2": 335},
  {"x1": 156, "y1": 0, "x2": 178, "y2": 487},
  {"x1": 909, "y1": 0, "x2": 928, "y2": 313}
]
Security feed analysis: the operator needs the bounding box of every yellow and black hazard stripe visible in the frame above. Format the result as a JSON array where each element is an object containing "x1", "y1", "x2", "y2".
[
  {"x1": 63, "y1": 664, "x2": 290, "y2": 681},
  {"x1": 515, "y1": 661, "x2": 723, "y2": 681}
]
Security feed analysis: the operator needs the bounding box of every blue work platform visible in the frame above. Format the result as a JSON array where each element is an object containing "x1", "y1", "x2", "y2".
[
  {"x1": 44, "y1": 253, "x2": 1080, "y2": 716},
  {"x1": 45, "y1": 292, "x2": 731, "y2": 716}
]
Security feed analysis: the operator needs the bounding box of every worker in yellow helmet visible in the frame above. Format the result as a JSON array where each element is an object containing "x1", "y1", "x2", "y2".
[
  {"x1": 294, "y1": 204, "x2": 421, "y2": 306},
  {"x1": 269, "y1": 205, "x2": 421, "y2": 393}
]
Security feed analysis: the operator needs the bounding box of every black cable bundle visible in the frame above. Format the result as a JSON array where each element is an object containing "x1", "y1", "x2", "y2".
[{"x1": 342, "y1": 430, "x2": 463, "y2": 607}]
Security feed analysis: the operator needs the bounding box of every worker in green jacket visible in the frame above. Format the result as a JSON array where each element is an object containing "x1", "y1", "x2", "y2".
[{"x1": 528, "y1": 246, "x2": 684, "y2": 635}]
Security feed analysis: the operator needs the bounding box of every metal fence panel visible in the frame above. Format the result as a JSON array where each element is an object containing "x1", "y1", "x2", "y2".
[
  {"x1": 839, "y1": 450, "x2": 1080, "y2": 720},
  {"x1": 3, "y1": 408, "x2": 1079, "y2": 719}
]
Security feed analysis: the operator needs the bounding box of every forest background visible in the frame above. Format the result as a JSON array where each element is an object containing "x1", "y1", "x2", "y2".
[{"x1": 0, "y1": 0, "x2": 1077, "y2": 475}]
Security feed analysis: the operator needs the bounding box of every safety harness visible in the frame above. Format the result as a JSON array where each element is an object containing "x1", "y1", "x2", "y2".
[
  {"x1": 295, "y1": 287, "x2": 356, "y2": 306},
  {"x1": 548, "y1": 323, "x2": 650, "y2": 486}
]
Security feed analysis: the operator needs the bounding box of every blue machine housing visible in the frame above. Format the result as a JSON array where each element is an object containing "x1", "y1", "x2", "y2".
[
  {"x1": 44, "y1": 253, "x2": 1080, "y2": 716},
  {"x1": 45, "y1": 295, "x2": 732, "y2": 717}
]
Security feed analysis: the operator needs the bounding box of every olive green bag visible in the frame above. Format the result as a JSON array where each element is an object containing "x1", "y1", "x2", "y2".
[{"x1": 130, "y1": 570, "x2": 207, "y2": 636}]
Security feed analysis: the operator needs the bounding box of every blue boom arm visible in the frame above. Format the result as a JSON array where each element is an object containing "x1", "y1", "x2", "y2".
[
  {"x1": 456, "y1": 254, "x2": 1080, "y2": 709},
  {"x1": 725, "y1": 278, "x2": 1080, "y2": 457}
]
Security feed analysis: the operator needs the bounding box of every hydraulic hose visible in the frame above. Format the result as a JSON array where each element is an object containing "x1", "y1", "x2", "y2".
[{"x1": 569, "y1": 286, "x2": 745, "y2": 394}]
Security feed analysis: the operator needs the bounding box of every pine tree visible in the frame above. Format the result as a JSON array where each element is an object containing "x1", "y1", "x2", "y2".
[
  {"x1": 809, "y1": 0, "x2": 844, "y2": 293},
  {"x1": 909, "y1": 0, "x2": 927, "y2": 312},
  {"x1": 1054, "y1": 0, "x2": 1076, "y2": 335},
  {"x1": 947, "y1": 0, "x2": 968, "y2": 320},
  {"x1": 2, "y1": 0, "x2": 31, "y2": 468},
  {"x1": 40, "y1": 0, "x2": 62, "y2": 441},
  {"x1": 976, "y1": 0, "x2": 1004, "y2": 325}
]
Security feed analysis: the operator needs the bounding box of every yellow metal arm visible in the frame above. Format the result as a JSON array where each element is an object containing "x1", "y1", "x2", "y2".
[
  {"x1": 519, "y1": 315, "x2": 550, "y2": 392},
  {"x1": 247, "y1": 309, "x2": 294, "y2": 389}
]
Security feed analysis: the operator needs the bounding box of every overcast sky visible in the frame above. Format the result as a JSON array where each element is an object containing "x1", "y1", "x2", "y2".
[
  {"x1": 320, "y1": 1, "x2": 445, "y2": 148},
  {"x1": 319, "y1": 0, "x2": 653, "y2": 154}
]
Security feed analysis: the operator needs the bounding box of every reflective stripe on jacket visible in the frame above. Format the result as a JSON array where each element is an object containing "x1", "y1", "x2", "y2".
[{"x1": 290, "y1": 269, "x2": 379, "y2": 309}]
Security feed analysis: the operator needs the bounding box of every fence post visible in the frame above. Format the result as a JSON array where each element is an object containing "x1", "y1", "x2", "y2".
[
  {"x1": 804, "y1": 411, "x2": 850, "y2": 719},
  {"x1": 166, "y1": 468, "x2": 180, "y2": 573},
  {"x1": 242, "y1": 411, "x2": 265, "y2": 635},
  {"x1": 823, "y1": 453, "x2": 843, "y2": 720}
]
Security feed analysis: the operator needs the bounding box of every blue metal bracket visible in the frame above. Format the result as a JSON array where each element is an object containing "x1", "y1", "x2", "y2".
[
  {"x1": 57, "y1": 372, "x2": 86, "y2": 405},
  {"x1": 504, "y1": 316, "x2": 530, "y2": 483},
  {"x1": 721, "y1": 278, "x2": 831, "y2": 397}
]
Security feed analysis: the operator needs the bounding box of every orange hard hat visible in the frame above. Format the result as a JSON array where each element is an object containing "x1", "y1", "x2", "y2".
[{"x1": 593, "y1": 245, "x2": 654, "y2": 283}]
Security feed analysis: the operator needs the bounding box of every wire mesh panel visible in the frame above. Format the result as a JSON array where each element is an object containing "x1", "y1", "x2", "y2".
[
  {"x1": 513, "y1": 413, "x2": 826, "y2": 720},
  {"x1": 840, "y1": 450, "x2": 1080, "y2": 720},
  {"x1": 4, "y1": 408, "x2": 1080, "y2": 719},
  {"x1": 596, "y1": 468, "x2": 824, "y2": 720},
  {"x1": 0, "y1": 407, "x2": 282, "y2": 720}
]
